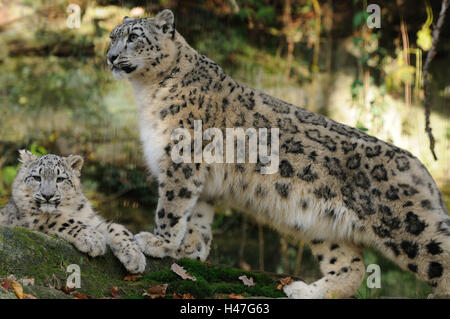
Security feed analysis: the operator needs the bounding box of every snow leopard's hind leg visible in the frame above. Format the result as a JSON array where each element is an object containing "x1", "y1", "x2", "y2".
[
  {"x1": 177, "y1": 200, "x2": 214, "y2": 261},
  {"x1": 369, "y1": 211, "x2": 450, "y2": 297},
  {"x1": 284, "y1": 240, "x2": 365, "y2": 298},
  {"x1": 135, "y1": 200, "x2": 214, "y2": 261}
]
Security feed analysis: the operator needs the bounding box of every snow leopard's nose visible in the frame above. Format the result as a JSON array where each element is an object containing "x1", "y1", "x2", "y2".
[
  {"x1": 42, "y1": 194, "x2": 53, "y2": 202},
  {"x1": 107, "y1": 54, "x2": 118, "y2": 64}
]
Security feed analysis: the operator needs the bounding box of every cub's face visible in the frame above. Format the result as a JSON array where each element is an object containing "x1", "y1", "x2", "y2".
[
  {"x1": 107, "y1": 9, "x2": 176, "y2": 80},
  {"x1": 13, "y1": 151, "x2": 84, "y2": 214}
]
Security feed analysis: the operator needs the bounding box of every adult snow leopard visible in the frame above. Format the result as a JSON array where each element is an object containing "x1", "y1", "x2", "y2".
[
  {"x1": 106, "y1": 9, "x2": 449, "y2": 298},
  {"x1": 0, "y1": 151, "x2": 146, "y2": 274}
]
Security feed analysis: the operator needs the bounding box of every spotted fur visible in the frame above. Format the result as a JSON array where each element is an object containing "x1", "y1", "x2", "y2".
[
  {"x1": 107, "y1": 10, "x2": 449, "y2": 297},
  {"x1": 0, "y1": 151, "x2": 146, "y2": 274}
]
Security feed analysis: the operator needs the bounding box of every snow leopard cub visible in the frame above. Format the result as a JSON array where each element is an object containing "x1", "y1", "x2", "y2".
[{"x1": 0, "y1": 150, "x2": 146, "y2": 274}]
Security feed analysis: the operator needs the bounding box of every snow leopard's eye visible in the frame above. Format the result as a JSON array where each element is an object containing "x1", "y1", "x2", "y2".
[
  {"x1": 56, "y1": 177, "x2": 65, "y2": 183},
  {"x1": 128, "y1": 33, "x2": 138, "y2": 42},
  {"x1": 33, "y1": 176, "x2": 41, "y2": 182}
]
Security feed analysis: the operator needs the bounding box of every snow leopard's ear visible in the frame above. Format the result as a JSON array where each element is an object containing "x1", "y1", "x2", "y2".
[
  {"x1": 123, "y1": 16, "x2": 134, "y2": 24},
  {"x1": 66, "y1": 155, "x2": 84, "y2": 176},
  {"x1": 154, "y1": 9, "x2": 175, "y2": 39},
  {"x1": 18, "y1": 149, "x2": 37, "y2": 164}
]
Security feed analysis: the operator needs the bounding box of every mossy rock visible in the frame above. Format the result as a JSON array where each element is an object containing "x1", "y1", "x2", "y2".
[
  {"x1": 0, "y1": 226, "x2": 286, "y2": 299},
  {"x1": 0, "y1": 287, "x2": 17, "y2": 299}
]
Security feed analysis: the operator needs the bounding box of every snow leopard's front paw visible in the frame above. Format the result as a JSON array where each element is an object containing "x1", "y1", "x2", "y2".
[
  {"x1": 112, "y1": 241, "x2": 146, "y2": 274},
  {"x1": 283, "y1": 281, "x2": 325, "y2": 299},
  {"x1": 74, "y1": 228, "x2": 107, "y2": 257},
  {"x1": 135, "y1": 231, "x2": 174, "y2": 258}
]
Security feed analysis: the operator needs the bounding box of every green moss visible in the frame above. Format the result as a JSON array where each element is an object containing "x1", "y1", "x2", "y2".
[
  {"x1": 167, "y1": 277, "x2": 214, "y2": 298},
  {"x1": 179, "y1": 258, "x2": 274, "y2": 285},
  {"x1": 167, "y1": 259, "x2": 285, "y2": 298},
  {"x1": 116, "y1": 258, "x2": 286, "y2": 298},
  {"x1": 1, "y1": 226, "x2": 164, "y2": 298},
  {"x1": 146, "y1": 269, "x2": 179, "y2": 282},
  {"x1": 0, "y1": 226, "x2": 286, "y2": 299}
]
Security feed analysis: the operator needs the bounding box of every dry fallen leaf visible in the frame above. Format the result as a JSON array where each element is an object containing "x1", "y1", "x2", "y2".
[
  {"x1": 173, "y1": 292, "x2": 183, "y2": 299},
  {"x1": 110, "y1": 286, "x2": 120, "y2": 299},
  {"x1": 238, "y1": 275, "x2": 255, "y2": 287},
  {"x1": 73, "y1": 293, "x2": 90, "y2": 299},
  {"x1": 59, "y1": 286, "x2": 76, "y2": 294},
  {"x1": 11, "y1": 281, "x2": 24, "y2": 299},
  {"x1": 23, "y1": 293, "x2": 37, "y2": 299},
  {"x1": 124, "y1": 274, "x2": 143, "y2": 282},
  {"x1": 171, "y1": 263, "x2": 196, "y2": 281},
  {"x1": 228, "y1": 293, "x2": 244, "y2": 299},
  {"x1": 1, "y1": 280, "x2": 11, "y2": 291},
  {"x1": 277, "y1": 277, "x2": 294, "y2": 290},
  {"x1": 280, "y1": 276, "x2": 294, "y2": 285},
  {"x1": 143, "y1": 284, "x2": 168, "y2": 299},
  {"x1": 173, "y1": 292, "x2": 195, "y2": 299}
]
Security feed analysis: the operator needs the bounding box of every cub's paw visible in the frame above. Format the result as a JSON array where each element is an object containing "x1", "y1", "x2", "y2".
[
  {"x1": 135, "y1": 231, "x2": 171, "y2": 258},
  {"x1": 283, "y1": 281, "x2": 324, "y2": 299},
  {"x1": 74, "y1": 229, "x2": 107, "y2": 257},
  {"x1": 112, "y1": 242, "x2": 147, "y2": 274}
]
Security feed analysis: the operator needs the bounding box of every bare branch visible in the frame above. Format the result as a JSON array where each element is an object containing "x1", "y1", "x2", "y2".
[{"x1": 422, "y1": 0, "x2": 448, "y2": 161}]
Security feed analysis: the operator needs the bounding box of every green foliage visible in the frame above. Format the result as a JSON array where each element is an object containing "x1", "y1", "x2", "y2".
[
  {"x1": 351, "y1": 79, "x2": 364, "y2": 98},
  {"x1": 254, "y1": 6, "x2": 276, "y2": 23},
  {"x1": 1, "y1": 166, "x2": 17, "y2": 185},
  {"x1": 29, "y1": 142, "x2": 47, "y2": 156},
  {"x1": 352, "y1": 11, "x2": 370, "y2": 28},
  {"x1": 1, "y1": 57, "x2": 107, "y2": 112},
  {"x1": 355, "y1": 122, "x2": 368, "y2": 132},
  {"x1": 236, "y1": 0, "x2": 276, "y2": 24},
  {"x1": 0, "y1": 166, "x2": 18, "y2": 196},
  {"x1": 417, "y1": 26, "x2": 432, "y2": 51},
  {"x1": 0, "y1": 142, "x2": 48, "y2": 197}
]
